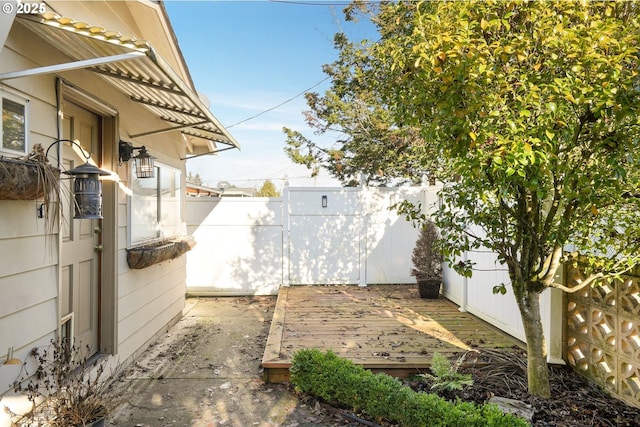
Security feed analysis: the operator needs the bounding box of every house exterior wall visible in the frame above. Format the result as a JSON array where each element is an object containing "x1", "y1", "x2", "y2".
[
  {"x1": 0, "y1": 26, "x2": 67, "y2": 398},
  {"x1": 0, "y1": 201, "x2": 59, "y2": 399},
  {"x1": 185, "y1": 185, "x2": 441, "y2": 295},
  {"x1": 0, "y1": 5, "x2": 192, "y2": 420}
]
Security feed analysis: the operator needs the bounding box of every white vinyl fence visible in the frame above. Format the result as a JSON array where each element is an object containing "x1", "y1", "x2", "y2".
[
  {"x1": 442, "y1": 228, "x2": 564, "y2": 363},
  {"x1": 186, "y1": 184, "x2": 440, "y2": 295}
]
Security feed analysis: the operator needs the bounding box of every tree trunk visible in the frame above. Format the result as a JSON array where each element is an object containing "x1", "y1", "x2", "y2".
[{"x1": 515, "y1": 287, "x2": 551, "y2": 398}]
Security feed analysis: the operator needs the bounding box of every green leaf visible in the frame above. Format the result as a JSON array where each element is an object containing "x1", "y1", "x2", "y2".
[
  {"x1": 547, "y1": 102, "x2": 557, "y2": 113},
  {"x1": 493, "y1": 284, "x2": 507, "y2": 295}
]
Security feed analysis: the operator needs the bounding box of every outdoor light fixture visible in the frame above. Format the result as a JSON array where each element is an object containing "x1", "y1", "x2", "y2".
[
  {"x1": 45, "y1": 139, "x2": 111, "y2": 220},
  {"x1": 66, "y1": 161, "x2": 110, "y2": 219},
  {"x1": 322, "y1": 195, "x2": 328, "y2": 208},
  {"x1": 119, "y1": 140, "x2": 155, "y2": 179}
]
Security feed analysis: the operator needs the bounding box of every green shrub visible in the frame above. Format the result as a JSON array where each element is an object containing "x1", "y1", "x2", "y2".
[{"x1": 290, "y1": 349, "x2": 529, "y2": 427}]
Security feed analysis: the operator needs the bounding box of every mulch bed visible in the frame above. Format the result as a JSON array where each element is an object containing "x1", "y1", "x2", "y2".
[
  {"x1": 406, "y1": 348, "x2": 640, "y2": 427},
  {"x1": 308, "y1": 348, "x2": 640, "y2": 426}
]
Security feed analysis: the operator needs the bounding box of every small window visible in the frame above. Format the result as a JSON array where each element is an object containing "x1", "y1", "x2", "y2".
[
  {"x1": 131, "y1": 162, "x2": 183, "y2": 245},
  {"x1": 1, "y1": 93, "x2": 28, "y2": 154}
]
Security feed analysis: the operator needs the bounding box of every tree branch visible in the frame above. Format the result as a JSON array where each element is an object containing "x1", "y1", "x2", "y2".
[
  {"x1": 550, "y1": 257, "x2": 637, "y2": 293},
  {"x1": 550, "y1": 272, "x2": 605, "y2": 293},
  {"x1": 538, "y1": 245, "x2": 563, "y2": 285}
]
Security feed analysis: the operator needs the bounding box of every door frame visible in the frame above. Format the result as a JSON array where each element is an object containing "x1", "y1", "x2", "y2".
[{"x1": 57, "y1": 78, "x2": 119, "y2": 355}]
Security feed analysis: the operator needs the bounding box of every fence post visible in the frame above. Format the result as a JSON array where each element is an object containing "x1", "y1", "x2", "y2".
[
  {"x1": 458, "y1": 250, "x2": 469, "y2": 313},
  {"x1": 546, "y1": 286, "x2": 565, "y2": 364},
  {"x1": 282, "y1": 180, "x2": 290, "y2": 287},
  {"x1": 359, "y1": 183, "x2": 368, "y2": 287}
]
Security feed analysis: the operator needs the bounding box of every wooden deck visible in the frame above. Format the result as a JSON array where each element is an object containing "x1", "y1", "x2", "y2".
[{"x1": 262, "y1": 285, "x2": 524, "y2": 382}]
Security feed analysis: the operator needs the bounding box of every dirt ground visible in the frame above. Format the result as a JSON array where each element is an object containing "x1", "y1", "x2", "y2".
[{"x1": 106, "y1": 296, "x2": 356, "y2": 427}]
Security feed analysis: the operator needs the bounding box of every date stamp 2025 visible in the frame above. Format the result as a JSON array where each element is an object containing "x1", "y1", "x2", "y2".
[{"x1": 2, "y1": 2, "x2": 46, "y2": 15}]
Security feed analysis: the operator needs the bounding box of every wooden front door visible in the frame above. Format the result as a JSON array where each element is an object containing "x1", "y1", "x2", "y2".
[{"x1": 60, "y1": 101, "x2": 102, "y2": 354}]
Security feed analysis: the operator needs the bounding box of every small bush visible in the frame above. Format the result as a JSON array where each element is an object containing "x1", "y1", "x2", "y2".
[
  {"x1": 420, "y1": 352, "x2": 474, "y2": 392},
  {"x1": 411, "y1": 220, "x2": 443, "y2": 281},
  {"x1": 290, "y1": 349, "x2": 529, "y2": 427},
  {"x1": 10, "y1": 338, "x2": 114, "y2": 426}
]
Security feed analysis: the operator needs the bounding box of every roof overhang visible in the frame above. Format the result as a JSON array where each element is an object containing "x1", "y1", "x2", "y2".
[{"x1": 1, "y1": 13, "x2": 239, "y2": 156}]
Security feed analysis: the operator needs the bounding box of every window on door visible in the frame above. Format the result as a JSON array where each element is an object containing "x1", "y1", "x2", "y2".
[
  {"x1": 130, "y1": 162, "x2": 183, "y2": 244},
  {"x1": 1, "y1": 92, "x2": 28, "y2": 154}
]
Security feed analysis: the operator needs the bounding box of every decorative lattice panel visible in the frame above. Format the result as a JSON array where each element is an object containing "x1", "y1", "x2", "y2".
[
  {"x1": 565, "y1": 266, "x2": 640, "y2": 408},
  {"x1": 620, "y1": 277, "x2": 640, "y2": 317}
]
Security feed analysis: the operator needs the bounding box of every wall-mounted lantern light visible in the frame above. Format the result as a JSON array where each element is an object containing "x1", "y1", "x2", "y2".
[
  {"x1": 322, "y1": 195, "x2": 328, "y2": 208},
  {"x1": 45, "y1": 139, "x2": 111, "y2": 220},
  {"x1": 119, "y1": 140, "x2": 155, "y2": 179}
]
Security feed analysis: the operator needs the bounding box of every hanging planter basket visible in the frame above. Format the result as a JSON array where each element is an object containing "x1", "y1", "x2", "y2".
[
  {"x1": 0, "y1": 148, "x2": 60, "y2": 200},
  {"x1": 126, "y1": 236, "x2": 196, "y2": 269}
]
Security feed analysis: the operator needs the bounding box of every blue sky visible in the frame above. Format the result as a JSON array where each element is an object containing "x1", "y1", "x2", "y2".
[{"x1": 164, "y1": 1, "x2": 378, "y2": 190}]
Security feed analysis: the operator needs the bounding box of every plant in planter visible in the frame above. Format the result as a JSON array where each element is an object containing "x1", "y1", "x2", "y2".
[
  {"x1": 0, "y1": 144, "x2": 59, "y2": 200},
  {"x1": 411, "y1": 220, "x2": 444, "y2": 298},
  {"x1": 126, "y1": 235, "x2": 196, "y2": 269},
  {"x1": 0, "y1": 144, "x2": 62, "y2": 234},
  {"x1": 9, "y1": 338, "x2": 115, "y2": 426}
]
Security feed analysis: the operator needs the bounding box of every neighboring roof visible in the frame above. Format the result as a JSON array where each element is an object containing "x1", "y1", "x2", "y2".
[
  {"x1": 2, "y1": 13, "x2": 239, "y2": 157},
  {"x1": 220, "y1": 187, "x2": 257, "y2": 197},
  {"x1": 186, "y1": 183, "x2": 223, "y2": 197}
]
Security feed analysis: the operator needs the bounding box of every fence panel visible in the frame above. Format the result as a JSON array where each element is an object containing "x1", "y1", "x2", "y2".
[
  {"x1": 365, "y1": 187, "x2": 435, "y2": 284},
  {"x1": 186, "y1": 197, "x2": 283, "y2": 295},
  {"x1": 289, "y1": 215, "x2": 362, "y2": 284}
]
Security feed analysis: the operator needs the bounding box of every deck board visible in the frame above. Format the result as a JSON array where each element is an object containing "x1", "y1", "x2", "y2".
[{"x1": 262, "y1": 285, "x2": 524, "y2": 382}]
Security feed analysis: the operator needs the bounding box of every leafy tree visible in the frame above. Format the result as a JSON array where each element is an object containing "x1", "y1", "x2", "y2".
[
  {"x1": 283, "y1": 6, "x2": 441, "y2": 187},
  {"x1": 336, "y1": 0, "x2": 640, "y2": 398},
  {"x1": 186, "y1": 172, "x2": 202, "y2": 185},
  {"x1": 256, "y1": 180, "x2": 280, "y2": 197}
]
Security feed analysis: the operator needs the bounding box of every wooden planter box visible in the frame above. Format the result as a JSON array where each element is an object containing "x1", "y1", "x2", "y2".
[{"x1": 126, "y1": 236, "x2": 196, "y2": 269}]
